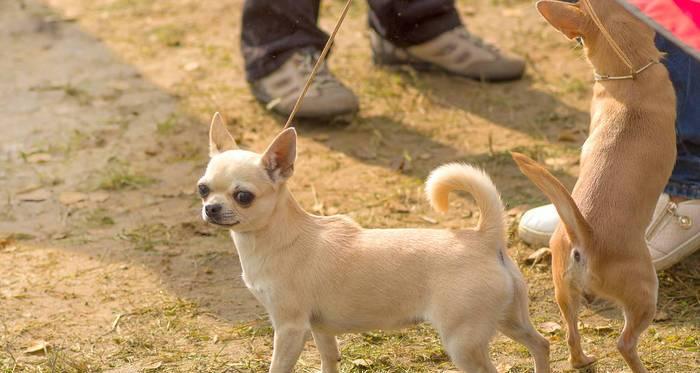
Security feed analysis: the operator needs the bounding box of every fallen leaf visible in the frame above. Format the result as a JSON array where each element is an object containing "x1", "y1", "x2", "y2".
[
  {"x1": 18, "y1": 189, "x2": 50, "y2": 202},
  {"x1": 592, "y1": 325, "x2": 614, "y2": 333},
  {"x1": 18, "y1": 184, "x2": 42, "y2": 194},
  {"x1": 59, "y1": 191, "x2": 88, "y2": 205},
  {"x1": 421, "y1": 216, "x2": 438, "y2": 224},
  {"x1": 51, "y1": 232, "x2": 68, "y2": 240},
  {"x1": 389, "y1": 203, "x2": 411, "y2": 214},
  {"x1": 525, "y1": 248, "x2": 552, "y2": 265},
  {"x1": 26, "y1": 153, "x2": 52, "y2": 163},
  {"x1": 352, "y1": 359, "x2": 372, "y2": 367},
  {"x1": 0, "y1": 236, "x2": 15, "y2": 249},
  {"x1": 184, "y1": 62, "x2": 199, "y2": 71},
  {"x1": 313, "y1": 134, "x2": 330, "y2": 142},
  {"x1": 89, "y1": 191, "x2": 110, "y2": 203},
  {"x1": 654, "y1": 310, "x2": 670, "y2": 322},
  {"x1": 99, "y1": 124, "x2": 121, "y2": 132},
  {"x1": 24, "y1": 340, "x2": 50, "y2": 355},
  {"x1": 143, "y1": 361, "x2": 162, "y2": 371},
  {"x1": 539, "y1": 321, "x2": 561, "y2": 334}
]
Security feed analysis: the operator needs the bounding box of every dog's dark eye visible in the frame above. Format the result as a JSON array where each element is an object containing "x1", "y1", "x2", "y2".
[
  {"x1": 234, "y1": 191, "x2": 255, "y2": 206},
  {"x1": 198, "y1": 184, "x2": 210, "y2": 198}
]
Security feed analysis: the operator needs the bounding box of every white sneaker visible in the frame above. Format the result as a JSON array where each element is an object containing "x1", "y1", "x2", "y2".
[
  {"x1": 519, "y1": 195, "x2": 700, "y2": 271},
  {"x1": 518, "y1": 204, "x2": 559, "y2": 247},
  {"x1": 646, "y1": 194, "x2": 700, "y2": 270}
]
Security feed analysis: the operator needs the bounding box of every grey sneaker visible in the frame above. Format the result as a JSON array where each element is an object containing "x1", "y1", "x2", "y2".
[
  {"x1": 646, "y1": 194, "x2": 700, "y2": 270},
  {"x1": 250, "y1": 49, "x2": 359, "y2": 118},
  {"x1": 371, "y1": 27, "x2": 525, "y2": 82}
]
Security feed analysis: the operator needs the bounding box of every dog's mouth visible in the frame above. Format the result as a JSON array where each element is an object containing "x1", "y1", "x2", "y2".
[{"x1": 208, "y1": 220, "x2": 240, "y2": 228}]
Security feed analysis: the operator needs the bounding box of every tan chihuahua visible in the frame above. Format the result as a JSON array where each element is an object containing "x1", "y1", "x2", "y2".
[
  {"x1": 198, "y1": 113, "x2": 550, "y2": 373},
  {"x1": 512, "y1": 1, "x2": 676, "y2": 372}
]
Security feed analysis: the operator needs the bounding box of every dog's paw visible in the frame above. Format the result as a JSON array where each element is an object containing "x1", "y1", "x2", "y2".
[{"x1": 570, "y1": 354, "x2": 597, "y2": 370}]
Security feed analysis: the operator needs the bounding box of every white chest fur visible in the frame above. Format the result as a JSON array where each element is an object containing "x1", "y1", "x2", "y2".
[{"x1": 232, "y1": 232, "x2": 274, "y2": 304}]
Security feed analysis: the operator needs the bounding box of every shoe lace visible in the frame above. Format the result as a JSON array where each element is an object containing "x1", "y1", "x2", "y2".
[
  {"x1": 295, "y1": 50, "x2": 338, "y2": 88},
  {"x1": 455, "y1": 27, "x2": 501, "y2": 54}
]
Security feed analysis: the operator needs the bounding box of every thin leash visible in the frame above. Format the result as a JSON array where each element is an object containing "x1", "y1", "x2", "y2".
[
  {"x1": 580, "y1": 0, "x2": 658, "y2": 81},
  {"x1": 283, "y1": 0, "x2": 354, "y2": 129}
]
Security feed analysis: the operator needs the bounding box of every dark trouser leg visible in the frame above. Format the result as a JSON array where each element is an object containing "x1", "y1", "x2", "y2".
[
  {"x1": 657, "y1": 35, "x2": 700, "y2": 199},
  {"x1": 367, "y1": 0, "x2": 462, "y2": 47},
  {"x1": 241, "y1": 0, "x2": 328, "y2": 81}
]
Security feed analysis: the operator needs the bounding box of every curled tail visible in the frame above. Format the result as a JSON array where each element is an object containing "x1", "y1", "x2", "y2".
[
  {"x1": 511, "y1": 152, "x2": 591, "y2": 246},
  {"x1": 426, "y1": 163, "x2": 505, "y2": 242}
]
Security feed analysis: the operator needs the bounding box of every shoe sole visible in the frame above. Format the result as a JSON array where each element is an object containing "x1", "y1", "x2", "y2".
[
  {"x1": 652, "y1": 232, "x2": 700, "y2": 271},
  {"x1": 372, "y1": 53, "x2": 524, "y2": 83},
  {"x1": 518, "y1": 224, "x2": 554, "y2": 247},
  {"x1": 250, "y1": 84, "x2": 359, "y2": 120}
]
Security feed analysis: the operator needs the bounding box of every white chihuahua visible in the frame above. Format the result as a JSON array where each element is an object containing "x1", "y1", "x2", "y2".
[{"x1": 198, "y1": 113, "x2": 549, "y2": 373}]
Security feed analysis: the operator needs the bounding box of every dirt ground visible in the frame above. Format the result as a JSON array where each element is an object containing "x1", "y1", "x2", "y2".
[{"x1": 1, "y1": 0, "x2": 698, "y2": 372}]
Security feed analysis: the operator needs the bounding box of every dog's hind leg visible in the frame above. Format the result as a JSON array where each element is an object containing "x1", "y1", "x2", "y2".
[
  {"x1": 312, "y1": 331, "x2": 340, "y2": 373},
  {"x1": 554, "y1": 278, "x2": 596, "y2": 369},
  {"x1": 439, "y1": 322, "x2": 498, "y2": 373},
  {"x1": 497, "y1": 267, "x2": 550, "y2": 373},
  {"x1": 615, "y1": 267, "x2": 657, "y2": 373},
  {"x1": 617, "y1": 305, "x2": 654, "y2": 373}
]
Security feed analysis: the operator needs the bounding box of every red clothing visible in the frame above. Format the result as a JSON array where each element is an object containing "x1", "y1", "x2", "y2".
[{"x1": 619, "y1": 0, "x2": 700, "y2": 58}]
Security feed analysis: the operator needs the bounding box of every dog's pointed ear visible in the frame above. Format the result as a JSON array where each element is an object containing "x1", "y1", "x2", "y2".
[
  {"x1": 209, "y1": 112, "x2": 238, "y2": 157},
  {"x1": 536, "y1": 0, "x2": 586, "y2": 39},
  {"x1": 261, "y1": 128, "x2": 297, "y2": 182}
]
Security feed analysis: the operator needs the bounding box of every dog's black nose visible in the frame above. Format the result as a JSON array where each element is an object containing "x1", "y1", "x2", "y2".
[{"x1": 205, "y1": 204, "x2": 222, "y2": 217}]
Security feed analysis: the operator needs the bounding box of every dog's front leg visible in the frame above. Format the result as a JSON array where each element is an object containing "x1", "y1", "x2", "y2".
[
  {"x1": 312, "y1": 331, "x2": 340, "y2": 373},
  {"x1": 269, "y1": 325, "x2": 308, "y2": 373}
]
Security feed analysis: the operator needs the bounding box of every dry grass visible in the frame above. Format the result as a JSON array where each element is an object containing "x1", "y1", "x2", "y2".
[{"x1": 1, "y1": 0, "x2": 698, "y2": 372}]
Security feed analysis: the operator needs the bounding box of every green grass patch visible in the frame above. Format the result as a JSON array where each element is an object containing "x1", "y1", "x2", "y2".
[{"x1": 98, "y1": 159, "x2": 155, "y2": 190}]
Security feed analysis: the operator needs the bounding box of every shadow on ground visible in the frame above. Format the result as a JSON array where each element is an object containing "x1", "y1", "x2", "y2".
[{"x1": 1, "y1": 0, "x2": 698, "y2": 371}]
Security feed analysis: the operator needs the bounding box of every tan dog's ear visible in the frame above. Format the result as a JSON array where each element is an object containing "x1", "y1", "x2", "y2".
[
  {"x1": 209, "y1": 112, "x2": 238, "y2": 157},
  {"x1": 261, "y1": 128, "x2": 297, "y2": 182},
  {"x1": 536, "y1": 0, "x2": 586, "y2": 39}
]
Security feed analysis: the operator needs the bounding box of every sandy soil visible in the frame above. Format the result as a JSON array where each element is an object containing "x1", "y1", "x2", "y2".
[{"x1": 1, "y1": 0, "x2": 697, "y2": 372}]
